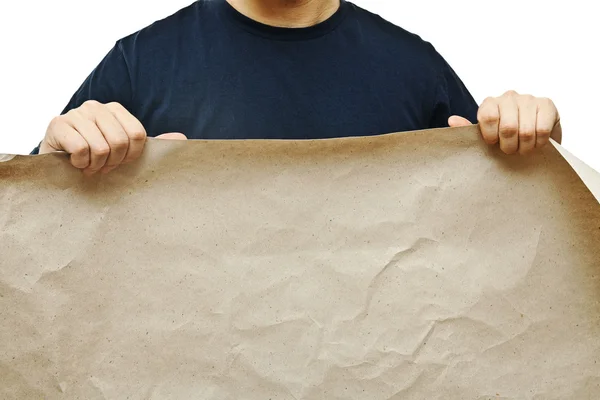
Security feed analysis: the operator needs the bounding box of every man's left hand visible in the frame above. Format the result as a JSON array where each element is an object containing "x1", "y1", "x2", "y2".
[{"x1": 448, "y1": 90, "x2": 562, "y2": 155}]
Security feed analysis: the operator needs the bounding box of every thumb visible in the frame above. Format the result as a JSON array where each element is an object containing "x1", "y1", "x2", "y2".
[
  {"x1": 156, "y1": 132, "x2": 187, "y2": 140},
  {"x1": 448, "y1": 115, "x2": 472, "y2": 127}
]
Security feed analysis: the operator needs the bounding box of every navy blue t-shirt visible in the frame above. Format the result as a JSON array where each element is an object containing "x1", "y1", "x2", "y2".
[{"x1": 33, "y1": 0, "x2": 478, "y2": 153}]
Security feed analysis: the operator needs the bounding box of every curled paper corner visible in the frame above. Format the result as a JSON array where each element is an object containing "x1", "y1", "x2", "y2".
[
  {"x1": 0, "y1": 154, "x2": 16, "y2": 163},
  {"x1": 552, "y1": 141, "x2": 600, "y2": 202}
]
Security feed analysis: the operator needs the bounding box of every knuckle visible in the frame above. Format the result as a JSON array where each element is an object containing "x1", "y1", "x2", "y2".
[
  {"x1": 106, "y1": 101, "x2": 121, "y2": 108},
  {"x1": 477, "y1": 103, "x2": 499, "y2": 123},
  {"x1": 47, "y1": 115, "x2": 64, "y2": 131},
  {"x1": 78, "y1": 103, "x2": 99, "y2": 120},
  {"x1": 520, "y1": 94, "x2": 536, "y2": 104},
  {"x1": 80, "y1": 100, "x2": 102, "y2": 117},
  {"x1": 109, "y1": 136, "x2": 130, "y2": 150},
  {"x1": 538, "y1": 96, "x2": 554, "y2": 106},
  {"x1": 91, "y1": 144, "x2": 110, "y2": 158},
  {"x1": 536, "y1": 126, "x2": 552, "y2": 138},
  {"x1": 499, "y1": 123, "x2": 518, "y2": 137},
  {"x1": 128, "y1": 129, "x2": 146, "y2": 141},
  {"x1": 106, "y1": 101, "x2": 124, "y2": 112},
  {"x1": 82, "y1": 99, "x2": 100, "y2": 108},
  {"x1": 72, "y1": 142, "x2": 89, "y2": 156},
  {"x1": 539, "y1": 97, "x2": 558, "y2": 113},
  {"x1": 519, "y1": 130, "x2": 536, "y2": 141},
  {"x1": 478, "y1": 110, "x2": 498, "y2": 124},
  {"x1": 481, "y1": 96, "x2": 497, "y2": 104},
  {"x1": 503, "y1": 90, "x2": 519, "y2": 97},
  {"x1": 64, "y1": 109, "x2": 87, "y2": 124}
]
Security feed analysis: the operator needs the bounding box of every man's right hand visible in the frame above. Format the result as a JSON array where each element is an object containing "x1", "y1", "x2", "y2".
[{"x1": 40, "y1": 100, "x2": 186, "y2": 174}]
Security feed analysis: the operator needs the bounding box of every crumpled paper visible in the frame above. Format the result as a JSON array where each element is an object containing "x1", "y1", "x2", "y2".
[{"x1": 1, "y1": 125, "x2": 599, "y2": 400}]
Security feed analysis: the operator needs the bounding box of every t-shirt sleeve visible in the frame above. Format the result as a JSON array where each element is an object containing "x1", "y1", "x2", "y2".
[
  {"x1": 30, "y1": 41, "x2": 133, "y2": 154},
  {"x1": 428, "y1": 48, "x2": 479, "y2": 129}
]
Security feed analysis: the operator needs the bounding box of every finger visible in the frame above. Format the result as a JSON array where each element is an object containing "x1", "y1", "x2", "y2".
[
  {"x1": 517, "y1": 96, "x2": 537, "y2": 155},
  {"x1": 535, "y1": 98, "x2": 559, "y2": 148},
  {"x1": 46, "y1": 121, "x2": 91, "y2": 168},
  {"x1": 92, "y1": 106, "x2": 130, "y2": 171},
  {"x1": 156, "y1": 132, "x2": 188, "y2": 140},
  {"x1": 498, "y1": 98, "x2": 519, "y2": 154},
  {"x1": 477, "y1": 97, "x2": 500, "y2": 145},
  {"x1": 106, "y1": 102, "x2": 147, "y2": 164},
  {"x1": 68, "y1": 111, "x2": 111, "y2": 172},
  {"x1": 448, "y1": 115, "x2": 472, "y2": 127}
]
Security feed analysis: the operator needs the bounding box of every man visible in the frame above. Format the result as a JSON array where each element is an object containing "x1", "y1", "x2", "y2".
[{"x1": 34, "y1": 0, "x2": 561, "y2": 174}]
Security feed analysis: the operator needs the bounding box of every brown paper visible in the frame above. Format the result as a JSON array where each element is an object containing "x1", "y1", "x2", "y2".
[{"x1": 1, "y1": 126, "x2": 600, "y2": 399}]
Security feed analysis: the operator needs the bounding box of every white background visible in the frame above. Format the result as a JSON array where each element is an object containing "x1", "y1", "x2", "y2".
[{"x1": 0, "y1": 0, "x2": 598, "y2": 169}]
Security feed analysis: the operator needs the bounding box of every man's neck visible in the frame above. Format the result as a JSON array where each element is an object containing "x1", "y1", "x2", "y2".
[{"x1": 226, "y1": 0, "x2": 340, "y2": 28}]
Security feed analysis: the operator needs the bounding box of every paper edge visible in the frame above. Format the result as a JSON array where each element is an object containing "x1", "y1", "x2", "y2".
[
  {"x1": 552, "y1": 141, "x2": 600, "y2": 202},
  {"x1": 0, "y1": 154, "x2": 16, "y2": 163},
  {"x1": 3, "y1": 127, "x2": 597, "y2": 204},
  {"x1": 0, "y1": 126, "x2": 478, "y2": 161}
]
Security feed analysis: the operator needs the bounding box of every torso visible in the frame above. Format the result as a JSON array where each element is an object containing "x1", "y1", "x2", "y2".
[{"x1": 62, "y1": 0, "x2": 478, "y2": 140}]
